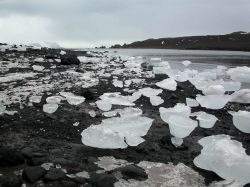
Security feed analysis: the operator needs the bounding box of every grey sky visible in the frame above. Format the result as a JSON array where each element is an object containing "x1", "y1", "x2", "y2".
[{"x1": 0, "y1": 0, "x2": 249, "y2": 48}]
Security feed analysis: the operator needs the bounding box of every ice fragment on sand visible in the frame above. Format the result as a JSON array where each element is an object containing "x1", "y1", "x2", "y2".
[
  {"x1": 60, "y1": 50, "x2": 66, "y2": 55},
  {"x1": 95, "y1": 156, "x2": 132, "y2": 171},
  {"x1": 196, "y1": 94, "x2": 231, "y2": 109},
  {"x1": 186, "y1": 98, "x2": 199, "y2": 107},
  {"x1": 34, "y1": 57, "x2": 44, "y2": 63},
  {"x1": 29, "y1": 96, "x2": 42, "y2": 103},
  {"x1": 155, "y1": 78, "x2": 177, "y2": 91},
  {"x1": 202, "y1": 85, "x2": 225, "y2": 95},
  {"x1": 89, "y1": 110, "x2": 96, "y2": 117},
  {"x1": 182, "y1": 60, "x2": 191, "y2": 67},
  {"x1": 73, "y1": 122, "x2": 80, "y2": 127},
  {"x1": 32, "y1": 65, "x2": 45, "y2": 71},
  {"x1": 149, "y1": 96, "x2": 164, "y2": 106},
  {"x1": 81, "y1": 114, "x2": 153, "y2": 149},
  {"x1": 230, "y1": 89, "x2": 250, "y2": 103},
  {"x1": 227, "y1": 66, "x2": 250, "y2": 83},
  {"x1": 112, "y1": 79, "x2": 123, "y2": 88},
  {"x1": 230, "y1": 111, "x2": 250, "y2": 133},
  {"x1": 43, "y1": 103, "x2": 58, "y2": 114},
  {"x1": 195, "y1": 112, "x2": 218, "y2": 128},
  {"x1": 194, "y1": 135, "x2": 250, "y2": 186}
]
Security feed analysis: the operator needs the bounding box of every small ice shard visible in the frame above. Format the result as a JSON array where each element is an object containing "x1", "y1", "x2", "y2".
[
  {"x1": 168, "y1": 115, "x2": 198, "y2": 138},
  {"x1": 29, "y1": 96, "x2": 42, "y2": 103},
  {"x1": 96, "y1": 100, "x2": 112, "y2": 111},
  {"x1": 60, "y1": 50, "x2": 66, "y2": 55},
  {"x1": 196, "y1": 112, "x2": 218, "y2": 128},
  {"x1": 73, "y1": 122, "x2": 80, "y2": 127},
  {"x1": 75, "y1": 171, "x2": 90, "y2": 178},
  {"x1": 128, "y1": 92, "x2": 142, "y2": 102},
  {"x1": 139, "y1": 87, "x2": 162, "y2": 98},
  {"x1": 118, "y1": 107, "x2": 143, "y2": 118},
  {"x1": 227, "y1": 66, "x2": 250, "y2": 83},
  {"x1": 103, "y1": 110, "x2": 118, "y2": 117},
  {"x1": 34, "y1": 57, "x2": 44, "y2": 63},
  {"x1": 89, "y1": 110, "x2": 96, "y2": 117},
  {"x1": 112, "y1": 79, "x2": 123, "y2": 88},
  {"x1": 99, "y1": 93, "x2": 135, "y2": 106},
  {"x1": 182, "y1": 60, "x2": 191, "y2": 67},
  {"x1": 124, "y1": 80, "x2": 132, "y2": 87},
  {"x1": 155, "y1": 78, "x2": 177, "y2": 91},
  {"x1": 81, "y1": 115, "x2": 153, "y2": 149},
  {"x1": 196, "y1": 94, "x2": 231, "y2": 109},
  {"x1": 46, "y1": 96, "x2": 63, "y2": 104},
  {"x1": 149, "y1": 96, "x2": 164, "y2": 106},
  {"x1": 0, "y1": 104, "x2": 6, "y2": 114},
  {"x1": 43, "y1": 103, "x2": 58, "y2": 114},
  {"x1": 171, "y1": 137, "x2": 184, "y2": 147},
  {"x1": 202, "y1": 85, "x2": 225, "y2": 95},
  {"x1": 60, "y1": 92, "x2": 85, "y2": 105},
  {"x1": 32, "y1": 65, "x2": 45, "y2": 71},
  {"x1": 95, "y1": 156, "x2": 132, "y2": 171},
  {"x1": 159, "y1": 103, "x2": 191, "y2": 124},
  {"x1": 194, "y1": 135, "x2": 250, "y2": 186},
  {"x1": 230, "y1": 111, "x2": 250, "y2": 133},
  {"x1": 186, "y1": 98, "x2": 199, "y2": 107},
  {"x1": 230, "y1": 89, "x2": 250, "y2": 103}
]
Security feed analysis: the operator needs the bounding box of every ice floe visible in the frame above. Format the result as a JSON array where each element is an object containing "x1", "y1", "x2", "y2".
[
  {"x1": 194, "y1": 135, "x2": 250, "y2": 186},
  {"x1": 149, "y1": 96, "x2": 164, "y2": 106},
  {"x1": 202, "y1": 85, "x2": 225, "y2": 95},
  {"x1": 227, "y1": 66, "x2": 250, "y2": 83},
  {"x1": 43, "y1": 103, "x2": 59, "y2": 114},
  {"x1": 29, "y1": 96, "x2": 42, "y2": 103},
  {"x1": 155, "y1": 78, "x2": 177, "y2": 91},
  {"x1": 196, "y1": 94, "x2": 231, "y2": 109},
  {"x1": 81, "y1": 110, "x2": 153, "y2": 149},
  {"x1": 194, "y1": 112, "x2": 218, "y2": 128},
  {"x1": 230, "y1": 111, "x2": 250, "y2": 133},
  {"x1": 60, "y1": 92, "x2": 85, "y2": 105},
  {"x1": 46, "y1": 96, "x2": 63, "y2": 104}
]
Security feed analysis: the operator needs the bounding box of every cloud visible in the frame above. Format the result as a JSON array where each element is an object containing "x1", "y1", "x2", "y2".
[{"x1": 0, "y1": 0, "x2": 249, "y2": 47}]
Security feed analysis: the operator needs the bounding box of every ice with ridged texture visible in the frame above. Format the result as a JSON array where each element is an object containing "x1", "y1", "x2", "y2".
[
  {"x1": 230, "y1": 89, "x2": 250, "y2": 103},
  {"x1": 195, "y1": 112, "x2": 218, "y2": 128},
  {"x1": 196, "y1": 94, "x2": 231, "y2": 109},
  {"x1": 202, "y1": 85, "x2": 225, "y2": 95},
  {"x1": 60, "y1": 92, "x2": 85, "y2": 105},
  {"x1": 182, "y1": 60, "x2": 191, "y2": 67},
  {"x1": 46, "y1": 96, "x2": 63, "y2": 104},
  {"x1": 230, "y1": 111, "x2": 250, "y2": 133},
  {"x1": 43, "y1": 103, "x2": 58, "y2": 114},
  {"x1": 32, "y1": 65, "x2": 45, "y2": 71},
  {"x1": 168, "y1": 115, "x2": 198, "y2": 138},
  {"x1": 155, "y1": 78, "x2": 177, "y2": 91},
  {"x1": 227, "y1": 66, "x2": 250, "y2": 83},
  {"x1": 194, "y1": 135, "x2": 250, "y2": 186},
  {"x1": 159, "y1": 103, "x2": 191, "y2": 124},
  {"x1": 186, "y1": 98, "x2": 199, "y2": 107},
  {"x1": 149, "y1": 96, "x2": 164, "y2": 106},
  {"x1": 29, "y1": 96, "x2": 42, "y2": 103},
  {"x1": 81, "y1": 113, "x2": 153, "y2": 149},
  {"x1": 96, "y1": 100, "x2": 112, "y2": 111}
]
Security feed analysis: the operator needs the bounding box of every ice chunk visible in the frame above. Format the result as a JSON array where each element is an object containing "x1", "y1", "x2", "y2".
[
  {"x1": 230, "y1": 111, "x2": 250, "y2": 133},
  {"x1": 196, "y1": 112, "x2": 218, "y2": 128},
  {"x1": 196, "y1": 94, "x2": 231, "y2": 109},
  {"x1": 182, "y1": 60, "x2": 191, "y2": 67},
  {"x1": 202, "y1": 85, "x2": 225, "y2": 95},
  {"x1": 60, "y1": 50, "x2": 66, "y2": 55},
  {"x1": 32, "y1": 65, "x2": 45, "y2": 72},
  {"x1": 168, "y1": 115, "x2": 198, "y2": 138},
  {"x1": 155, "y1": 78, "x2": 177, "y2": 91},
  {"x1": 73, "y1": 122, "x2": 80, "y2": 127},
  {"x1": 95, "y1": 156, "x2": 132, "y2": 171},
  {"x1": 139, "y1": 87, "x2": 162, "y2": 97},
  {"x1": 46, "y1": 96, "x2": 63, "y2": 104},
  {"x1": 0, "y1": 72, "x2": 37, "y2": 83},
  {"x1": 60, "y1": 92, "x2": 85, "y2": 105},
  {"x1": 34, "y1": 57, "x2": 44, "y2": 63},
  {"x1": 149, "y1": 96, "x2": 164, "y2": 106},
  {"x1": 153, "y1": 66, "x2": 170, "y2": 74},
  {"x1": 89, "y1": 110, "x2": 96, "y2": 117},
  {"x1": 227, "y1": 66, "x2": 250, "y2": 83},
  {"x1": 186, "y1": 98, "x2": 199, "y2": 107},
  {"x1": 194, "y1": 135, "x2": 250, "y2": 186},
  {"x1": 81, "y1": 115, "x2": 153, "y2": 149},
  {"x1": 171, "y1": 137, "x2": 184, "y2": 147},
  {"x1": 118, "y1": 107, "x2": 142, "y2": 118},
  {"x1": 99, "y1": 93, "x2": 135, "y2": 106},
  {"x1": 29, "y1": 96, "x2": 42, "y2": 103},
  {"x1": 96, "y1": 100, "x2": 112, "y2": 111},
  {"x1": 0, "y1": 104, "x2": 6, "y2": 114},
  {"x1": 150, "y1": 57, "x2": 161, "y2": 62},
  {"x1": 230, "y1": 89, "x2": 250, "y2": 103},
  {"x1": 112, "y1": 79, "x2": 123, "y2": 88},
  {"x1": 103, "y1": 110, "x2": 118, "y2": 117},
  {"x1": 159, "y1": 103, "x2": 191, "y2": 123},
  {"x1": 43, "y1": 103, "x2": 58, "y2": 114}
]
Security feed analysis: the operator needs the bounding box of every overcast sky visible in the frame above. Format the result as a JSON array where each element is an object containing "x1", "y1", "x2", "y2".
[{"x1": 0, "y1": 0, "x2": 249, "y2": 48}]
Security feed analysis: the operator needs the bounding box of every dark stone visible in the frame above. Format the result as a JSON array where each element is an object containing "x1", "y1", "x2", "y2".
[
  {"x1": 81, "y1": 89, "x2": 95, "y2": 100},
  {"x1": 0, "y1": 175, "x2": 22, "y2": 187},
  {"x1": 60, "y1": 55, "x2": 80, "y2": 65},
  {"x1": 27, "y1": 156, "x2": 47, "y2": 166},
  {"x1": 60, "y1": 180, "x2": 77, "y2": 187},
  {"x1": 22, "y1": 166, "x2": 47, "y2": 183},
  {"x1": 90, "y1": 173, "x2": 117, "y2": 187},
  {"x1": 44, "y1": 168, "x2": 66, "y2": 181},
  {"x1": 72, "y1": 177, "x2": 86, "y2": 184},
  {"x1": 114, "y1": 165, "x2": 147, "y2": 180},
  {"x1": 21, "y1": 147, "x2": 33, "y2": 159},
  {"x1": 0, "y1": 146, "x2": 24, "y2": 167}
]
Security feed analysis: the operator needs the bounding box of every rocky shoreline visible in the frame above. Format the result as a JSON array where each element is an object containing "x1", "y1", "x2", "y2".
[{"x1": 0, "y1": 45, "x2": 250, "y2": 187}]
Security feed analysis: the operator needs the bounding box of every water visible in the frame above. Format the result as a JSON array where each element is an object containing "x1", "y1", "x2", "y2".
[{"x1": 84, "y1": 48, "x2": 250, "y2": 71}]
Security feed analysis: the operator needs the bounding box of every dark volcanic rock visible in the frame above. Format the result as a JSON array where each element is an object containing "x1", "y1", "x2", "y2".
[
  {"x1": 90, "y1": 173, "x2": 117, "y2": 187},
  {"x1": 60, "y1": 55, "x2": 80, "y2": 65},
  {"x1": 60, "y1": 180, "x2": 78, "y2": 187},
  {"x1": 81, "y1": 89, "x2": 95, "y2": 100},
  {"x1": 113, "y1": 165, "x2": 147, "y2": 180},
  {"x1": 44, "y1": 168, "x2": 66, "y2": 181},
  {"x1": 0, "y1": 175, "x2": 22, "y2": 187},
  {"x1": 22, "y1": 166, "x2": 47, "y2": 183},
  {"x1": 0, "y1": 146, "x2": 24, "y2": 167}
]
